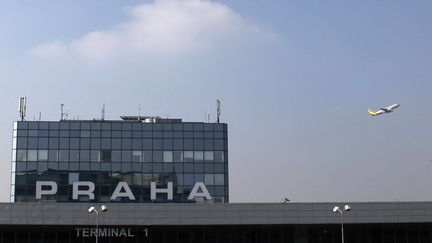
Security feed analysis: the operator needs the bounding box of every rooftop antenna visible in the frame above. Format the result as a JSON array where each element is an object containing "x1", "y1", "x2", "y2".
[
  {"x1": 216, "y1": 99, "x2": 221, "y2": 123},
  {"x1": 60, "y1": 104, "x2": 64, "y2": 120},
  {"x1": 38, "y1": 112, "x2": 41, "y2": 121},
  {"x1": 60, "y1": 104, "x2": 68, "y2": 120},
  {"x1": 18, "y1": 97, "x2": 27, "y2": 121},
  {"x1": 101, "y1": 104, "x2": 106, "y2": 121},
  {"x1": 138, "y1": 105, "x2": 141, "y2": 121}
]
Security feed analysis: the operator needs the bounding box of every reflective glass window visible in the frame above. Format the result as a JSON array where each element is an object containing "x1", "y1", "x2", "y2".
[
  {"x1": 38, "y1": 130, "x2": 49, "y2": 137},
  {"x1": 28, "y1": 130, "x2": 38, "y2": 137},
  {"x1": 59, "y1": 138, "x2": 69, "y2": 149},
  {"x1": 214, "y1": 139, "x2": 224, "y2": 150},
  {"x1": 17, "y1": 137, "x2": 27, "y2": 149},
  {"x1": 143, "y1": 151, "x2": 152, "y2": 162},
  {"x1": 70, "y1": 138, "x2": 79, "y2": 149},
  {"x1": 143, "y1": 139, "x2": 152, "y2": 150},
  {"x1": 184, "y1": 151, "x2": 193, "y2": 162},
  {"x1": 153, "y1": 139, "x2": 163, "y2": 149},
  {"x1": 70, "y1": 150, "x2": 79, "y2": 161},
  {"x1": 142, "y1": 163, "x2": 152, "y2": 172},
  {"x1": 205, "y1": 174, "x2": 214, "y2": 185},
  {"x1": 194, "y1": 151, "x2": 204, "y2": 161},
  {"x1": 80, "y1": 138, "x2": 90, "y2": 149},
  {"x1": 101, "y1": 138, "x2": 111, "y2": 149},
  {"x1": 28, "y1": 150, "x2": 38, "y2": 161},
  {"x1": 194, "y1": 174, "x2": 204, "y2": 183},
  {"x1": 70, "y1": 130, "x2": 80, "y2": 137},
  {"x1": 38, "y1": 150, "x2": 48, "y2": 161},
  {"x1": 91, "y1": 138, "x2": 100, "y2": 149},
  {"x1": 132, "y1": 139, "x2": 142, "y2": 150},
  {"x1": 68, "y1": 172, "x2": 79, "y2": 185},
  {"x1": 59, "y1": 130, "x2": 69, "y2": 137},
  {"x1": 37, "y1": 162, "x2": 48, "y2": 172},
  {"x1": 153, "y1": 163, "x2": 163, "y2": 172},
  {"x1": 173, "y1": 151, "x2": 183, "y2": 162},
  {"x1": 81, "y1": 130, "x2": 90, "y2": 138},
  {"x1": 183, "y1": 139, "x2": 193, "y2": 151},
  {"x1": 215, "y1": 164, "x2": 225, "y2": 173},
  {"x1": 204, "y1": 151, "x2": 214, "y2": 161},
  {"x1": 70, "y1": 122, "x2": 80, "y2": 130},
  {"x1": 17, "y1": 150, "x2": 27, "y2": 161},
  {"x1": 101, "y1": 150, "x2": 111, "y2": 162},
  {"x1": 28, "y1": 138, "x2": 38, "y2": 149},
  {"x1": 194, "y1": 163, "x2": 204, "y2": 173},
  {"x1": 48, "y1": 150, "x2": 58, "y2": 161},
  {"x1": 122, "y1": 151, "x2": 132, "y2": 162},
  {"x1": 80, "y1": 150, "x2": 90, "y2": 161},
  {"x1": 112, "y1": 151, "x2": 121, "y2": 162},
  {"x1": 112, "y1": 131, "x2": 122, "y2": 138},
  {"x1": 184, "y1": 174, "x2": 194, "y2": 185},
  {"x1": 153, "y1": 151, "x2": 163, "y2": 162},
  {"x1": 112, "y1": 138, "x2": 121, "y2": 149},
  {"x1": 163, "y1": 151, "x2": 173, "y2": 162},
  {"x1": 184, "y1": 163, "x2": 194, "y2": 173},
  {"x1": 59, "y1": 150, "x2": 69, "y2": 161},
  {"x1": 91, "y1": 150, "x2": 100, "y2": 162},
  {"x1": 214, "y1": 151, "x2": 224, "y2": 162},
  {"x1": 132, "y1": 151, "x2": 142, "y2": 162},
  {"x1": 215, "y1": 174, "x2": 224, "y2": 185},
  {"x1": 121, "y1": 138, "x2": 131, "y2": 149}
]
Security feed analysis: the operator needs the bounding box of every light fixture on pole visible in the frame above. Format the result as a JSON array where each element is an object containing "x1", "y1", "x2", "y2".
[
  {"x1": 332, "y1": 204, "x2": 351, "y2": 243},
  {"x1": 88, "y1": 205, "x2": 108, "y2": 243}
]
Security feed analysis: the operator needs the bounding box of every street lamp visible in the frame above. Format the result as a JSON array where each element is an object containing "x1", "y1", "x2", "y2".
[
  {"x1": 332, "y1": 205, "x2": 351, "y2": 243},
  {"x1": 88, "y1": 205, "x2": 108, "y2": 243}
]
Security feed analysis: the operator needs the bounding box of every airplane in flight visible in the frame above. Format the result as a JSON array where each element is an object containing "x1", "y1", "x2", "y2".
[{"x1": 368, "y1": 104, "x2": 400, "y2": 116}]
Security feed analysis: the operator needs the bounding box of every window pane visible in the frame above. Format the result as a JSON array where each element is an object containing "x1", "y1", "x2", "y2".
[
  {"x1": 80, "y1": 150, "x2": 90, "y2": 161},
  {"x1": 38, "y1": 150, "x2": 48, "y2": 161},
  {"x1": 91, "y1": 150, "x2": 100, "y2": 162},
  {"x1": 214, "y1": 151, "x2": 224, "y2": 162},
  {"x1": 194, "y1": 151, "x2": 203, "y2": 161},
  {"x1": 215, "y1": 174, "x2": 224, "y2": 185},
  {"x1": 173, "y1": 151, "x2": 183, "y2": 162},
  {"x1": 205, "y1": 174, "x2": 214, "y2": 185},
  {"x1": 28, "y1": 150, "x2": 38, "y2": 161},
  {"x1": 204, "y1": 151, "x2": 214, "y2": 161},
  {"x1": 101, "y1": 150, "x2": 111, "y2": 162},
  {"x1": 153, "y1": 151, "x2": 163, "y2": 162},
  {"x1": 143, "y1": 151, "x2": 152, "y2": 162},
  {"x1": 132, "y1": 151, "x2": 142, "y2": 162},
  {"x1": 70, "y1": 150, "x2": 79, "y2": 161},
  {"x1": 163, "y1": 151, "x2": 173, "y2": 162},
  {"x1": 184, "y1": 151, "x2": 193, "y2": 162},
  {"x1": 59, "y1": 150, "x2": 69, "y2": 161},
  {"x1": 48, "y1": 150, "x2": 58, "y2": 161},
  {"x1": 17, "y1": 150, "x2": 27, "y2": 161},
  {"x1": 112, "y1": 151, "x2": 121, "y2": 162}
]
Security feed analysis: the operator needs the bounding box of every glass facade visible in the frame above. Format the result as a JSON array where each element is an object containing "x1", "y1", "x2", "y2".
[{"x1": 11, "y1": 119, "x2": 228, "y2": 203}]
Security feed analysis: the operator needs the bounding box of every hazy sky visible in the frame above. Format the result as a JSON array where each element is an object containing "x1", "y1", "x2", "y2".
[{"x1": 1, "y1": 0, "x2": 432, "y2": 202}]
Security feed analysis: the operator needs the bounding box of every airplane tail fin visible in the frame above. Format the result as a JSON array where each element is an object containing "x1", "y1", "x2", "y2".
[{"x1": 368, "y1": 109, "x2": 377, "y2": 116}]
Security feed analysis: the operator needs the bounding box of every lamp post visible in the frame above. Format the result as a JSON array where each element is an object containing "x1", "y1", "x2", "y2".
[
  {"x1": 88, "y1": 205, "x2": 108, "y2": 243},
  {"x1": 332, "y1": 204, "x2": 351, "y2": 243}
]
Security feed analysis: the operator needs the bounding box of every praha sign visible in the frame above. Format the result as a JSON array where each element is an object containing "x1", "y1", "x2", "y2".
[{"x1": 36, "y1": 181, "x2": 211, "y2": 201}]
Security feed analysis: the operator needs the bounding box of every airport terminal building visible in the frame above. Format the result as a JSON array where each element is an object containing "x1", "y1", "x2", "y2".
[{"x1": 4, "y1": 117, "x2": 432, "y2": 243}]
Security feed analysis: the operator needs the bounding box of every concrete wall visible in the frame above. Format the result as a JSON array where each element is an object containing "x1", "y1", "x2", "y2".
[{"x1": 1, "y1": 202, "x2": 431, "y2": 226}]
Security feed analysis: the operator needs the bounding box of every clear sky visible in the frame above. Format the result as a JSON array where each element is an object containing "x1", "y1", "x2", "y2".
[{"x1": 1, "y1": 0, "x2": 431, "y2": 202}]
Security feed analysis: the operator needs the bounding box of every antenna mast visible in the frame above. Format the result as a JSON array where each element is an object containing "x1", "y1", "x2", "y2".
[
  {"x1": 60, "y1": 104, "x2": 68, "y2": 120},
  {"x1": 101, "y1": 104, "x2": 106, "y2": 121},
  {"x1": 216, "y1": 99, "x2": 221, "y2": 123},
  {"x1": 19, "y1": 97, "x2": 27, "y2": 121}
]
